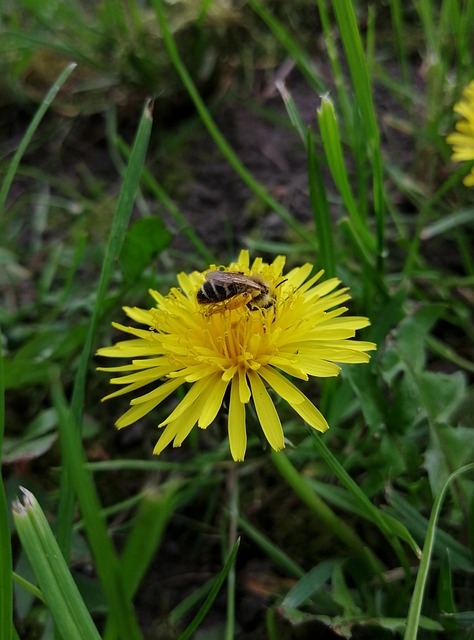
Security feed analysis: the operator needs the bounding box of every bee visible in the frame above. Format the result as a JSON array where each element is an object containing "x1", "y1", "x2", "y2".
[{"x1": 197, "y1": 270, "x2": 274, "y2": 312}]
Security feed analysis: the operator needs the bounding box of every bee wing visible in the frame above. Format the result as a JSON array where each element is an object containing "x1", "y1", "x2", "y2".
[{"x1": 205, "y1": 270, "x2": 261, "y2": 290}]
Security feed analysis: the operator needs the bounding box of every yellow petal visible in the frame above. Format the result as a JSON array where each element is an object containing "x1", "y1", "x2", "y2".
[
  {"x1": 122, "y1": 306, "x2": 156, "y2": 325},
  {"x1": 153, "y1": 422, "x2": 181, "y2": 455},
  {"x1": 158, "y1": 375, "x2": 213, "y2": 427},
  {"x1": 291, "y1": 395, "x2": 329, "y2": 432},
  {"x1": 258, "y1": 366, "x2": 304, "y2": 404},
  {"x1": 198, "y1": 375, "x2": 229, "y2": 428},
  {"x1": 238, "y1": 368, "x2": 251, "y2": 403},
  {"x1": 237, "y1": 249, "x2": 250, "y2": 270},
  {"x1": 283, "y1": 353, "x2": 341, "y2": 377},
  {"x1": 464, "y1": 170, "x2": 474, "y2": 186},
  {"x1": 116, "y1": 379, "x2": 185, "y2": 428},
  {"x1": 248, "y1": 371, "x2": 284, "y2": 451},
  {"x1": 130, "y1": 377, "x2": 185, "y2": 405},
  {"x1": 284, "y1": 262, "x2": 314, "y2": 288},
  {"x1": 228, "y1": 377, "x2": 247, "y2": 461},
  {"x1": 101, "y1": 379, "x2": 163, "y2": 402},
  {"x1": 258, "y1": 366, "x2": 329, "y2": 432},
  {"x1": 107, "y1": 365, "x2": 176, "y2": 385},
  {"x1": 172, "y1": 398, "x2": 206, "y2": 445}
]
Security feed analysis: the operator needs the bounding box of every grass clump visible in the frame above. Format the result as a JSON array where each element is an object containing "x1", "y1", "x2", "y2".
[{"x1": 1, "y1": 2, "x2": 473, "y2": 639}]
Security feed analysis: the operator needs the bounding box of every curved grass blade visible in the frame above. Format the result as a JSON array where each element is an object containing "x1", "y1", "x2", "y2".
[
  {"x1": 56, "y1": 100, "x2": 154, "y2": 560},
  {"x1": 248, "y1": 0, "x2": 325, "y2": 94},
  {"x1": 308, "y1": 434, "x2": 413, "y2": 578},
  {"x1": 317, "y1": 95, "x2": 376, "y2": 255},
  {"x1": 307, "y1": 127, "x2": 336, "y2": 277},
  {"x1": 271, "y1": 450, "x2": 385, "y2": 577},
  {"x1": 102, "y1": 483, "x2": 180, "y2": 640},
  {"x1": 404, "y1": 463, "x2": 474, "y2": 640},
  {"x1": 282, "y1": 560, "x2": 335, "y2": 609},
  {"x1": 0, "y1": 330, "x2": 14, "y2": 640},
  {"x1": 388, "y1": 490, "x2": 473, "y2": 571},
  {"x1": 330, "y1": 1, "x2": 385, "y2": 265},
  {"x1": 152, "y1": 0, "x2": 316, "y2": 249},
  {"x1": 12, "y1": 488, "x2": 102, "y2": 640},
  {"x1": 0, "y1": 62, "x2": 77, "y2": 213},
  {"x1": 115, "y1": 136, "x2": 215, "y2": 265},
  {"x1": 52, "y1": 375, "x2": 143, "y2": 640},
  {"x1": 275, "y1": 80, "x2": 307, "y2": 146},
  {"x1": 177, "y1": 538, "x2": 240, "y2": 640},
  {"x1": 238, "y1": 514, "x2": 304, "y2": 580}
]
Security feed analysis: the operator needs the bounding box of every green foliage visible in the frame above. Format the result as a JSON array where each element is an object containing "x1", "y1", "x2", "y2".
[
  {"x1": 119, "y1": 218, "x2": 172, "y2": 282},
  {"x1": 12, "y1": 489, "x2": 102, "y2": 640},
  {"x1": 1, "y1": 1, "x2": 473, "y2": 639}
]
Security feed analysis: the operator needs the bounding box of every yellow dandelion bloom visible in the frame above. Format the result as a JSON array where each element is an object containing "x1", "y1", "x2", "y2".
[
  {"x1": 446, "y1": 80, "x2": 474, "y2": 186},
  {"x1": 97, "y1": 251, "x2": 376, "y2": 461}
]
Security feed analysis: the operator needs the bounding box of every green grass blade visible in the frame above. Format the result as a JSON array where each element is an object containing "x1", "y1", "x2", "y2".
[
  {"x1": 0, "y1": 329, "x2": 14, "y2": 640},
  {"x1": 329, "y1": 0, "x2": 381, "y2": 156},
  {"x1": 56, "y1": 100, "x2": 153, "y2": 560},
  {"x1": 438, "y1": 552, "x2": 456, "y2": 617},
  {"x1": 420, "y1": 207, "x2": 474, "y2": 240},
  {"x1": 456, "y1": 2, "x2": 474, "y2": 79},
  {"x1": 178, "y1": 538, "x2": 240, "y2": 640},
  {"x1": 316, "y1": 0, "x2": 353, "y2": 132},
  {"x1": 115, "y1": 136, "x2": 215, "y2": 265},
  {"x1": 12, "y1": 572, "x2": 44, "y2": 602},
  {"x1": 281, "y1": 560, "x2": 335, "y2": 609},
  {"x1": 330, "y1": 0, "x2": 385, "y2": 263},
  {"x1": 339, "y1": 218, "x2": 389, "y2": 301},
  {"x1": 390, "y1": 0, "x2": 410, "y2": 86},
  {"x1": 307, "y1": 127, "x2": 336, "y2": 277},
  {"x1": 169, "y1": 578, "x2": 215, "y2": 625},
  {"x1": 120, "y1": 484, "x2": 179, "y2": 596},
  {"x1": 308, "y1": 434, "x2": 413, "y2": 577},
  {"x1": 12, "y1": 488, "x2": 102, "y2": 640},
  {"x1": 72, "y1": 99, "x2": 154, "y2": 413},
  {"x1": 0, "y1": 62, "x2": 77, "y2": 214},
  {"x1": 416, "y1": 0, "x2": 436, "y2": 50},
  {"x1": 271, "y1": 450, "x2": 384, "y2": 576},
  {"x1": 404, "y1": 463, "x2": 474, "y2": 640},
  {"x1": 248, "y1": 0, "x2": 325, "y2": 93},
  {"x1": 388, "y1": 490, "x2": 473, "y2": 571},
  {"x1": 238, "y1": 515, "x2": 304, "y2": 579},
  {"x1": 0, "y1": 477, "x2": 13, "y2": 640},
  {"x1": 317, "y1": 96, "x2": 376, "y2": 254},
  {"x1": 52, "y1": 375, "x2": 143, "y2": 640},
  {"x1": 225, "y1": 464, "x2": 239, "y2": 640},
  {"x1": 102, "y1": 483, "x2": 179, "y2": 640},
  {"x1": 152, "y1": 0, "x2": 316, "y2": 249},
  {"x1": 426, "y1": 334, "x2": 474, "y2": 376},
  {"x1": 275, "y1": 80, "x2": 308, "y2": 146},
  {"x1": 101, "y1": 0, "x2": 128, "y2": 34}
]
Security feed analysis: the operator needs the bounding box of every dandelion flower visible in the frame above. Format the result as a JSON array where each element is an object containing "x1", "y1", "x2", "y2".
[
  {"x1": 97, "y1": 251, "x2": 376, "y2": 461},
  {"x1": 446, "y1": 80, "x2": 474, "y2": 186}
]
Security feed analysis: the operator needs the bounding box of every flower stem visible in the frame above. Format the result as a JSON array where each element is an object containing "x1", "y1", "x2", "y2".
[
  {"x1": 225, "y1": 465, "x2": 239, "y2": 640},
  {"x1": 271, "y1": 450, "x2": 384, "y2": 575}
]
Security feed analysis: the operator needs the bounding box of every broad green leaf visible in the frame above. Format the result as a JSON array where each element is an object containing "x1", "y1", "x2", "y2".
[
  {"x1": 416, "y1": 371, "x2": 466, "y2": 423},
  {"x1": 119, "y1": 217, "x2": 171, "y2": 281},
  {"x1": 282, "y1": 561, "x2": 335, "y2": 609},
  {"x1": 396, "y1": 305, "x2": 445, "y2": 372},
  {"x1": 2, "y1": 434, "x2": 57, "y2": 464},
  {"x1": 425, "y1": 422, "x2": 473, "y2": 496}
]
